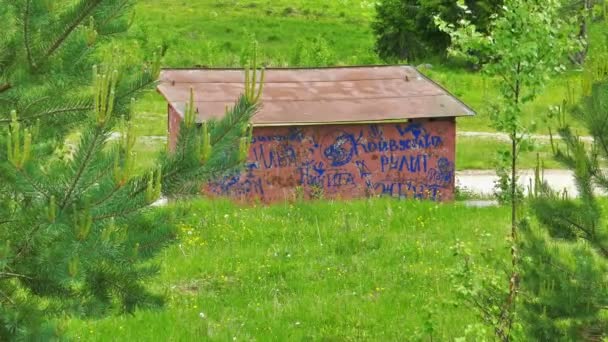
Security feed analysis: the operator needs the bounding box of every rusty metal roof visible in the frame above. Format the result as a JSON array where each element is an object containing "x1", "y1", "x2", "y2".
[{"x1": 157, "y1": 65, "x2": 475, "y2": 126}]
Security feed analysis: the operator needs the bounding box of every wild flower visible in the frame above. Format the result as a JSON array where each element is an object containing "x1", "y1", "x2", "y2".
[{"x1": 178, "y1": 224, "x2": 206, "y2": 248}]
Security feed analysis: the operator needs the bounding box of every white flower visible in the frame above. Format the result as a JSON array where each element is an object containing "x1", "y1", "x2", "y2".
[{"x1": 199, "y1": 312, "x2": 206, "y2": 319}]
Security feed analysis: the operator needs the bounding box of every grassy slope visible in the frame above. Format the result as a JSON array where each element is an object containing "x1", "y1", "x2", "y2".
[
  {"x1": 66, "y1": 198, "x2": 510, "y2": 340},
  {"x1": 456, "y1": 137, "x2": 560, "y2": 170},
  {"x1": 125, "y1": 1, "x2": 607, "y2": 172}
]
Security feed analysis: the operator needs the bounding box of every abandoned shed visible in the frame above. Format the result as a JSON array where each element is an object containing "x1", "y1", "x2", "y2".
[{"x1": 157, "y1": 66, "x2": 475, "y2": 203}]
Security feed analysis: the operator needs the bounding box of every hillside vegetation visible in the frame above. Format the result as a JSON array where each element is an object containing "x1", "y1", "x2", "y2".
[
  {"x1": 66, "y1": 199, "x2": 511, "y2": 340},
  {"x1": 124, "y1": 0, "x2": 607, "y2": 172}
]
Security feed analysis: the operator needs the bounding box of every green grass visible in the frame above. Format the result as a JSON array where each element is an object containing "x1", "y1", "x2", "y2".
[
  {"x1": 125, "y1": 1, "x2": 606, "y2": 140},
  {"x1": 132, "y1": 0, "x2": 377, "y2": 67},
  {"x1": 121, "y1": 2, "x2": 607, "y2": 172},
  {"x1": 66, "y1": 198, "x2": 510, "y2": 340},
  {"x1": 456, "y1": 137, "x2": 562, "y2": 170},
  {"x1": 429, "y1": 68, "x2": 588, "y2": 134}
]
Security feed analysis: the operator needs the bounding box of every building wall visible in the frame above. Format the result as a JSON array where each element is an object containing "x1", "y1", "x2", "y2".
[
  {"x1": 168, "y1": 104, "x2": 182, "y2": 152},
  {"x1": 207, "y1": 119, "x2": 456, "y2": 203}
]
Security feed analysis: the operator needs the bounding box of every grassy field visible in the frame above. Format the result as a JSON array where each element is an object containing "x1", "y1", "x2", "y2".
[
  {"x1": 456, "y1": 137, "x2": 561, "y2": 170},
  {"x1": 121, "y1": 0, "x2": 606, "y2": 172},
  {"x1": 126, "y1": 0, "x2": 606, "y2": 134},
  {"x1": 66, "y1": 198, "x2": 511, "y2": 340}
]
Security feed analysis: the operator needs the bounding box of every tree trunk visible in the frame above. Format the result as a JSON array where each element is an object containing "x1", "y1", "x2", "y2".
[
  {"x1": 571, "y1": 0, "x2": 591, "y2": 65},
  {"x1": 0, "y1": 83, "x2": 11, "y2": 93}
]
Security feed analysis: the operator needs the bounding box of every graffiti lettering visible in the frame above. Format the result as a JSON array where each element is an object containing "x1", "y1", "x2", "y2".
[
  {"x1": 207, "y1": 121, "x2": 455, "y2": 202},
  {"x1": 355, "y1": 160, "x2": 372, "y2": 178},
  {"x1": 380, "y1": 154, "x2": 428, "y2": 173},
  {"x1": 427, "y1": 157, "x2": 454, "y2": 188},
  {"x1": 211, "y1": 175, "x2": 265, "y2": 196},
  {"x1": 374, "y1": 181, "x2": 442, "y2": 201},
  {"x1": 395, "y1": 123, "x2": 443, "y2": 149},
  {"x1": 252, "y1": 144, "x2": 297, "y2": 169},
  {"x1": 299, "y1": 165, "x2": 356, "y2": 189},
  {"x1": 251, "y1": 127, "x2": 305, "y2": 144},
  {"x1": 324, "y1": 123, "x2": 443, "y2": 162}
]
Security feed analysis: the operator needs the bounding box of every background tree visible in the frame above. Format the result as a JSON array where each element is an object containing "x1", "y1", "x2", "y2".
[
  {"x1": 521, "y1": 54, "x2": 608, "y2": 341},
  {"x1": 437, "y1": 0, "x2": 578, "y2": 340},
  {"x1": 372, "y1": 0, "x2": 502, "y2": 62},
  {"x1": 562, "y1": 0, "x2": 608, "y2": 65},
  {"x1": 0, "y1": 1, "x2": 260, "y2": 339}
]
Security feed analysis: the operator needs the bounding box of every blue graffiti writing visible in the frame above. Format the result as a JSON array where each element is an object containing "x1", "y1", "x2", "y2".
[
  {"x1": 251, "y1": 127, "x2": 305, "y2": 144},
  {"x1": 380, "y1": 154, "x2": 428, "y2": 173},
  {"x1": 395, "y1": 123, "x2": 443, "y2": 149},
  {"x1": 355, "y1": 160, "x2": 372, "y2": 178},
  {"x1": 245, "y1": 162, "x2": 259, "y2": 178},
  {"x1": 324, "y1": 133, "x2": 355, "y2": 167},
  {"x1": 369, "y1": 124, "x2": 383, "y2": 139},
  {"x1": 374, "y1": 181, "x2": 441, "y2": 201},
  {"x1": 323, "y1": 124, "x2": 442, "y2": 165},
  {"x1": 299, "y1": 166, "x2": 356, "y2": 188},
  {"x1": 427, "y1": 157, "x2": 454, "y2": 188},
  {"x1": 252, "y1": 144, "x2": 297, "y2": 169},
  {"x1": 212, "y1": 175, "x2": 265, "y2": 196}
]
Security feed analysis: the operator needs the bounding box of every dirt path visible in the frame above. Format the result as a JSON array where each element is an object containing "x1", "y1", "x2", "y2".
[
  {"x1": 456, "y1": 169, "x2": 602, "y2": 197},
  {"x1": 458, "y1": 131, "x2": 593, "y2": 142}
]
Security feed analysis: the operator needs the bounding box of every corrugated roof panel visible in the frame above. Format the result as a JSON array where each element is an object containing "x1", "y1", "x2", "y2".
[{"x1": 157, "y1": 66, "x2": 475, "y2": 126}]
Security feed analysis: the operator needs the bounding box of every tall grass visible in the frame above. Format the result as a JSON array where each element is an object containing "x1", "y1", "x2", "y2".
[{"x1": 66, "y1": 198, "x2": 510, "y2": 340}]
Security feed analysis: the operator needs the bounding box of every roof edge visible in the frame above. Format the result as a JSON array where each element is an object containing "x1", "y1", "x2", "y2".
[
  {"x1": 159, "y1": 64, "x2": 414, "y2": 71},
  {"x1": 414, "y1": 69, "x2": 476, "y2": 116}
]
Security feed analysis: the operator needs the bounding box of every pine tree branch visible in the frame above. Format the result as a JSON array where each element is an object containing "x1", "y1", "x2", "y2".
[
  {"x1": 0, "y1": 271, "x2": 32, "y2": 280},
  {"x1": 22, "y1": 96, "x2": 51, "y2": 113},
  {"x1": 92, "y1": 201, "x2": 145, "y2": 221},
  {"x1": 0, "y1": 105, "x2": 93, "y2": 124},
  {"x1": 0, "y1": 83, "x2": 10, "y2": 93},
  {"x1": 13, "y1": 167, "x2": 52, "y2": 200},
  {"x1": 0, "y1": 106, "x2": 93, "y2": 123},
  {"x1": 23, "y1": 0, "x2": 36, "y2": 69},
  {"x1": 43, "y1": 0, "x2": 103, "y2": 61},
  {"x1": 0, "y1": 289, "x2": 15, "y2": 305},
  {"x1": 117, "y1": 77, "x2": 157, "y2": 101},
  {"x1": 90, "y1": 183, "x2": 123, "y2": 207},
  {"x1": 12, "y1": 219, "x2": 52, "y2": 262},
  {"x1": 59, "y1": 127, "x2": 105, "y2": 209},
  {"x1": 556, "y1": 215, "x2": 608, "y2": 258},
  {"x1": 98, "y1": 0, "x2": 130, "y2": 28}
]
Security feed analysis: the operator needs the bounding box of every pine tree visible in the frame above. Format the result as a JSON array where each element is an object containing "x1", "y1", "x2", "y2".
[
  {"x1": 521, "y1": 55, "x2": 608, "y2": 341},
  {"x1": 372, "y1": 0, "x2": 503, "y2": 62},
  {"x1": 0, "y1": 1, "x2": 260, "y2": 339}
]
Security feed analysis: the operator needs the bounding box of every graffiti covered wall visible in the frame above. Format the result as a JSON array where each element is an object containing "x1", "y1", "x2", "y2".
[{"x1": 208, "y1": 119, "x2": 456, "y2": 202}]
